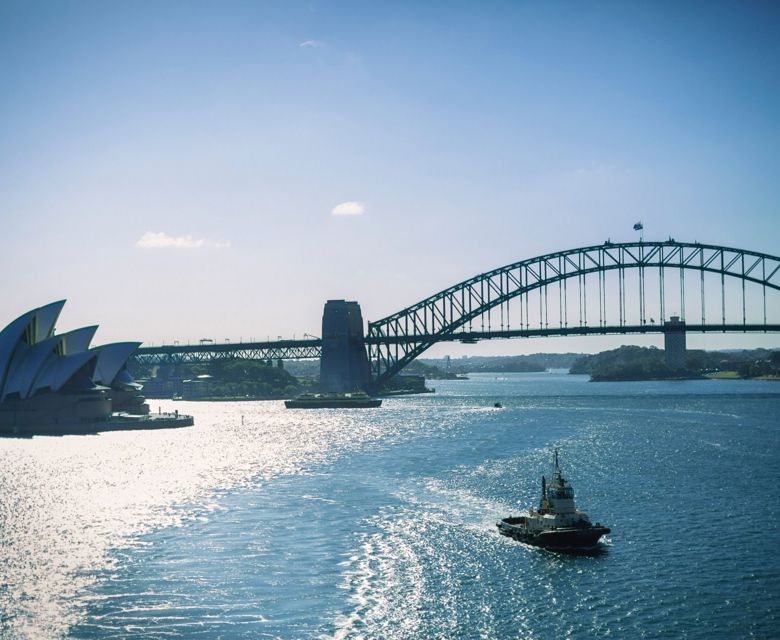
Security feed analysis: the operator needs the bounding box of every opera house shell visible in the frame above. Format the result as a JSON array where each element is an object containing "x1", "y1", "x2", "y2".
[{"x1": 0, "y1": 301, "x2": 169, "y2": 435}]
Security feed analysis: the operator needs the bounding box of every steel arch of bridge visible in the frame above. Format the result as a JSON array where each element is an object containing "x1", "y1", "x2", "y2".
[{"x1": 367, "y1": 241, "x2": 780, "y2": 389}]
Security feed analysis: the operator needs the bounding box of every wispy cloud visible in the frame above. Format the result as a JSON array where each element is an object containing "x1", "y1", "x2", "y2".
[
  {"x1": 136, "y1": 232, "x2": 230, "y2": 249},
  {"x1": 136, "y1": 232, "x2": 203, "y2": 249},
  {"x1": 299, "y1": 39, "x2": 325, "y2": 48},
  {"x1": 331, "y1": 201, "x2": 365, "y2": 216}
]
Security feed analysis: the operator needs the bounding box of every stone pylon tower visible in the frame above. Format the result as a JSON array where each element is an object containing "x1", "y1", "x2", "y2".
[
  {"x1": 319, "y1": 300, "x2": 370, "y2": 393},
  {"x1": 663, "y1": 315, "x2": 687, "y2": 370}
]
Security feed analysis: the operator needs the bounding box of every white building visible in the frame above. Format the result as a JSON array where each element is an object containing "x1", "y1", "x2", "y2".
[{"x1": 0, "y1": 301, "x2": 148, "y2": 431}]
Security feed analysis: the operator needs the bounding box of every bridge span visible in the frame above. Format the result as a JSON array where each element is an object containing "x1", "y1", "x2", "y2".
[
  {"x1": 133, "y1": 240, "x2": 780, "y2": 391},
  {"x1": 135, "y1": 323, "x2": 780, "y2": 366}
]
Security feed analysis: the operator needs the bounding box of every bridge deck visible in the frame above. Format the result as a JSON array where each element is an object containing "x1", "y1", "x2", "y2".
[{"x1": 133, "y1": 323, "x2": 780, "y2": 365}]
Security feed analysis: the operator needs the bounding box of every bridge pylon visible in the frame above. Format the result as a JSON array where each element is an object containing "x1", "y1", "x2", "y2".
[
  {"x1": 663, "y1": 315, "x2": 687, "y2": 370},
  {"x1": 319, "y1": 300, "x2": 371, "y2": 393}
]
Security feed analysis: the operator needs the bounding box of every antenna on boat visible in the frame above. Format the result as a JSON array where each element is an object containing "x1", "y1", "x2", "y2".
[{"x1": 551, "y1": 447, "x2": 564, "y2": 486}]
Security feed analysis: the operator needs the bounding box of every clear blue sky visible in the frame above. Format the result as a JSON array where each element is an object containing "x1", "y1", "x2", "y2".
[{"x1": 1, "y1": 1, "x2": 778, "y2": 354}]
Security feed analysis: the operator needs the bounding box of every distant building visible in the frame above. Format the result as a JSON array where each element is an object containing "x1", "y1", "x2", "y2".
[{"x1": 0, "y1": 300, "x2": 148, "y2": 432}]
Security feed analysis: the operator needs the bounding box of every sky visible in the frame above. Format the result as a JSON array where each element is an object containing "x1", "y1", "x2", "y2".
[{"x1": 0, "y1": 1, "x2": 778, "y2": 355}]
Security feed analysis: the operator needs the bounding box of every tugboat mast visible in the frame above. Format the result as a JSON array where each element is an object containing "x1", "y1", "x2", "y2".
[{"x1": 553, "y1": 448, "x2": 561, "y2": 482}]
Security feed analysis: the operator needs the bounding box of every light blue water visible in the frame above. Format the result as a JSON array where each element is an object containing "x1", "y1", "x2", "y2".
[{"x1": 2, "y1": 373, "x2": 779, "y2": 639}]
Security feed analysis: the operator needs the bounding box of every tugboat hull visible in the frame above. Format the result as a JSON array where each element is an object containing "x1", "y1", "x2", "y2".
[{"x1": 497, "y1": 518, "x2": 610, "y2": 551}]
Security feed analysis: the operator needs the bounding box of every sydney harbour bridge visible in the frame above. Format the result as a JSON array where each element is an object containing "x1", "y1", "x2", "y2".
[{"x1": 133, "y1": 240, "x2": 780, "y2": 393}]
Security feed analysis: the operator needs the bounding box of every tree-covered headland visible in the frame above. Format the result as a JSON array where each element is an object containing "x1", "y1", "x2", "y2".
[{"x1": 570, "y1": 346, "x2": 780, "y2": 381}]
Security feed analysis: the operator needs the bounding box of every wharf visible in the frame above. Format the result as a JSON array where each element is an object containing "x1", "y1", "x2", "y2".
[{"x1": 0, "y1": 412, "x2": 193, "y2": 437}]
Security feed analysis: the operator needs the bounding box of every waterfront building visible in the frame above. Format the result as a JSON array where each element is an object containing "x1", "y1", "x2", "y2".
[{"x1": 0, "y1": 301, "x2": 150, "y2": 432}]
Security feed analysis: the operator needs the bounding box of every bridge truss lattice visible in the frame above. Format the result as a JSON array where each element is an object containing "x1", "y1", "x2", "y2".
[{"x1": 366, "y1": 241, "x2": 780, "y2": 389}]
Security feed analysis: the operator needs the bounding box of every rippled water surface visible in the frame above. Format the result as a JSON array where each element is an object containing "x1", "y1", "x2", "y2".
[{"x1": 1, "y1": 373, "x2": 779, "y2": 639}]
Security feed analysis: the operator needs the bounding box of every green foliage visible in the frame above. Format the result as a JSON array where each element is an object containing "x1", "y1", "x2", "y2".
[
  {"x1": 570, "y1": 346, "x2": 780, "y2": 381},
  {"x1": 570, "y1": 346, "x2": 679, "y2": 381},
  {"x1": 379, "y1": 374, "x2": 430, "y2": 394},
  {"x1": 736, "y1": 357, "x2": 780, "y2": 379},
  {"x1": 425, "y1": 355, "x2": 560, "y2": 373},
  {"x1": 402, "y1": 360, "x2": 461, "y2": 379},
  {"x1": 454, "y1": 357, "x2": 545, "y2": 373}
]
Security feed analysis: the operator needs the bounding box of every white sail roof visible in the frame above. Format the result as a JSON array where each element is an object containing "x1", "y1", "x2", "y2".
[
  {"x1": 0, "y1": 302, "x2": 146, "y2": 405},
  {"x1": 92, "y1": 342, "x2": 141, "y2": 386},
  {"x1": 30, "y1": 350, "x2": 99, "y2": 395},
  {"x1": 32, "y1": 300, "x2": 65, "y2": 343},
  {"x1": 61, "y1": 325, "x2": 97, "y2": 355},
  {"x1": 0, "y1": 301, "x2": 66, "y2": 390},
  {"x1": 1, "y1": 326, "x2": 98, "y2": 401},
  {"x1": 2, "y1": 339, "x2": 55, "y2": 401}
]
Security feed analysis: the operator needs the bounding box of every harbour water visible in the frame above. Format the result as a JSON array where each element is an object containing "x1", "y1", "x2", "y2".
[{"x1": 1, "y1": 373, "x2": 778, "y2": 639}]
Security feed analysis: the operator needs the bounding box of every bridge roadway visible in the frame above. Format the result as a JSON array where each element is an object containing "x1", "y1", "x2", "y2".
[{"x1": 133, "y1": 323, "x2": 780, "y2": 365}]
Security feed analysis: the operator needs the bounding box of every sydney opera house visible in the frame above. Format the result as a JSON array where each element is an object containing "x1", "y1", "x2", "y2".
[{"x1": 0, "y1": 301, "x2": 191, "y2": 435}]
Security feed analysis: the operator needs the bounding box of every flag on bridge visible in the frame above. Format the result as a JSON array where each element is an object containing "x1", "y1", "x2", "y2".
[{"x1": 633, "y1": 222, "x2": 643, "y2": 231}]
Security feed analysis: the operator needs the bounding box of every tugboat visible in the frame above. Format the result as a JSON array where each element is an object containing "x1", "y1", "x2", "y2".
[{"x1": 496, "y1": 449, "x2": 610, "y2": 551}]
